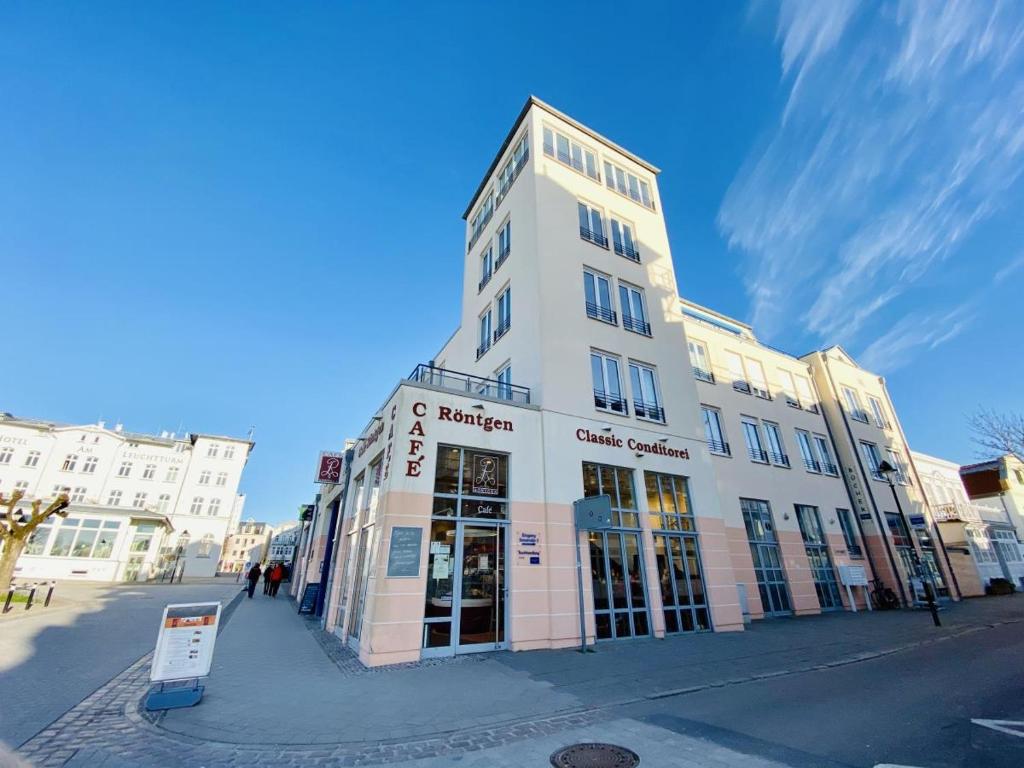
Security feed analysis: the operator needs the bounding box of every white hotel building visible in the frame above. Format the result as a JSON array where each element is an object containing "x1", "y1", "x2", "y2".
[
  {"x1": 0, "y1": 413, "x2": 252, "y2": 581},
  {"x1": 318, "y1": 97, "x2": 961, "y2": 667}
]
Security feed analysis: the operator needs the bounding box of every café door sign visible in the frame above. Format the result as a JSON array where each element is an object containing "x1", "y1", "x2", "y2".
[{"x1": 146, "y1": 602, "x2": 222, "y2": 711}]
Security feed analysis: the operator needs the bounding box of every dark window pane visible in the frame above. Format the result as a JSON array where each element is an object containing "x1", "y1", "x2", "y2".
[
  {"x1": 595, "y1": 613, "x2": 612, "y2": 639},
  {"x1": 632, "y1": 611, "x2": 649, "y2": 636},
  {"x1": 664, "y1": 609, "x2": 679, "y2": 633}
]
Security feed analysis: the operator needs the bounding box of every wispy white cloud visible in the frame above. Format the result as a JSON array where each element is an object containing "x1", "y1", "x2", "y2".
[
  {"x1": 858, "y1": 302, "x2": 975, "y2": 373},
  {"x1": 719, "y1": 0, "x2": 1024, "y2": 368},
  {"x1": 994, "y1": 251, "x2": 1024, "y2": 283}
]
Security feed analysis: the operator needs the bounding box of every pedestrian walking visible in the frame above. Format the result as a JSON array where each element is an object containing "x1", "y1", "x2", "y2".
[
  {"x1": 269, "y1": 563, "x2": 284, "y2": 597},
  {"x1": 263, "y1": 563, "x2": 274, "y2": 595},
  {"x1": 246, "y1": 563, "x2": 262, "y2": 599}
]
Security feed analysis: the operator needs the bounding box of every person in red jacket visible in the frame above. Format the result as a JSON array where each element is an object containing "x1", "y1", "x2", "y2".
[{"x1": 269, "y1": 563, "x2": 284, "y2": 598}]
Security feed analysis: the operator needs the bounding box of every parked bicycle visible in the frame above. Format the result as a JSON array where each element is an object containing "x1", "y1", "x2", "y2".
[{"x1": 870, "y1": 578, "x2": 899, "y2": 610}]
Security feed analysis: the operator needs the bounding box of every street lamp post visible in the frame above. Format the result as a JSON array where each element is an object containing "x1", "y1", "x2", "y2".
[{"x1": 877, "y1": 461, "x2": 940, "y2": 626}]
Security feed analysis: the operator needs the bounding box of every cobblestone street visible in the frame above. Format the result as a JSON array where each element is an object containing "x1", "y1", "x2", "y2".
[{"x1": 8, "y1": 587, "x2": 1024, "y2": 767}]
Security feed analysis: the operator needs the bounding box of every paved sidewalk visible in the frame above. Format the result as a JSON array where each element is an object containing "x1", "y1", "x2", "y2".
[{"x1": 14, "y1": 594, "x2": 1024, "y2": 766}]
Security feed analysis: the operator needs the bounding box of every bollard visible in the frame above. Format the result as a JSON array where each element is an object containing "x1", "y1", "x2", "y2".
[
  {"x1": 3, "y1": 588, "x2": 14, "y2": 614},
  {"x1": 25, "y1": 583, "x2": 37, "y2": 610},
  {"x1": 924, "y1": 582, "x2": 941, "y2": 627},
  {"x1": 44, "y1": 581, "x2": 56, "y2": 607}
]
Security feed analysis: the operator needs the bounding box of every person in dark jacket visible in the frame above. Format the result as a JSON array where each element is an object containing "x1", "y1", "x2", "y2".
[
  {"x1": 246, "y1": 563, "x2": 262, "y2": 599},
  {"x1": 269, "y1": 563, "x2": 284, "y2": 597},
  {"x1": 263, "y1": 562, "x2": 274, "y2": 595}
]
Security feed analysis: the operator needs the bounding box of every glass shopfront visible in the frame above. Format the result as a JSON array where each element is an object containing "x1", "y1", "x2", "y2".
[
  {"x1": 582, "y1": 463, "x2": 650, "y2": 640},
  {"x1": 795, "y1": 504, "x2": 842, "y2": 610},
  {"x1": 422, "y1": 445, "x2": 509, "y2": 656},
  {"x1": 741, "y1": 498, "x2": 792, "y2": 616}
]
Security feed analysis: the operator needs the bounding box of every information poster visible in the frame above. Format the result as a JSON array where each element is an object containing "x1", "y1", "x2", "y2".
[{"x1": 150, "y1": 602, "x2": 222, "y2": 682}]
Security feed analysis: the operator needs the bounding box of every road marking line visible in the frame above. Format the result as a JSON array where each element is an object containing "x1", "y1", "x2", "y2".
[{"x1": 971, "y1": 719, "x2": 1024, "y2": 738}]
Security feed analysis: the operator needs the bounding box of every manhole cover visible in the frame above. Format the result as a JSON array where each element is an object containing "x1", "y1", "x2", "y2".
[{"x1": 550, "y1": 742, "x2": 640, "y2": 767}]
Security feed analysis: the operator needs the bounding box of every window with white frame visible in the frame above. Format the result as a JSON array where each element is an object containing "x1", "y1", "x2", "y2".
[
  {"x1": 132, "y1": 492, "x2": 147, "y2": 509},
  {"x1": 584, "y1": 270, "x2": 616, "y2": 324},
  {"x1": 796, "y1": 430, "x2": 819, "y2": 472},
  {"x1": 724, "y1": 351, "x2": 749, "y2": 393},
  {"x1": 478, "y1": 244, "x2": 493, "y2": 291},
  {"x1": 843, "y1": 387, "x2": 868, "y2": 422},
  {"x1": 24, "y1": 451, "x2": 41, "y2": 468},
  {"x1": 746, "y1": 359, "x2": 770, "y2": 399},
  {"x1": 610, "y1": 217, "x2": 639, "y2": 261},
  {"x1": 763, "y1": 422, "x2": 789, "y2": 466},
  {"x1": 497, "y1": 132, "x2": 529, "y2": 201},
  {"x1": 603, "y1": 159, "x2": 654, "y2": 209},
  {"x1": 216, "y1": 472, "x2": 228, "y2": 487},
  {"x1": 61, "y1": 454, "x2": 78, "y2": 472},
  {"x1": 869, "y1": 396, "x2": 889, "y2": 429},
  {"x1": 142, "y1": 464, "x2": 156, "y2": 480},
  {"x1": 777, "y1": 369, "x2": 799, "y2": 406},
  {"x1": 688, "y1": 340, "x2": 713, "y2": 383},
  {"x1": 224, "y1": 446, "x2": 236, "y2": 460},
  {"x1": 495, "y1": 286, "x2": 511, "y2": 340},
  {"x1": 885, "y1": 448, "x2": 908, "y2": 484},
  {"x1": 199, "y1": 470, "x2": 211, "y2": 485},
  {"x1": 629, "y1": 362, "x2": 664, "y2": 422},
  {"x1": 702, "y1": 406, "x2": 729, "y2": 455},
  {"x1": 543, "y1": 126, "x2": 599, "y2": 180},
  {"x1": 742, "y1": 419, "x2": 768, "y2": 463},
  {"x1": 813, "y1": 435, "x2": 838, "y2": 474},
  {"x1": 495, "y1": 364, "x2": 512, "y2": 401},
  {"x1": 81, "y1": 456, "x2": 98, "y2": 474},
  {"x1": 107, "y1": 490, "x2": 123, "y2": 506},
  {"x1": 71, "y1": 487, "x2": 87, "y2": 503},
  {"x1": 795, "y1": 375, "x2": 817, "y2": 411},
  {"x1": 591, "y1": 351, "x2": 626, "y2": 414},
  {"x1": 477, "y1": 309, "x2": 492, "y2": 358},
  {"x1": 52, "y1": 484, "x2": 71, "y2": 497},
  {"x1": 497, "y1": 219, "x2": 511, "y2": 264},
  {"x1": 619, "y1": 283, "x2": 650, "y2": 336},
  {"x1": 189, "y1": 496, "x2": 204, "y2": 515},
  {"x1": 861, "y1": 442, "x2": 884, "y2": 480},
  {"x1": 165, "y1": 466, "x2": 179, "y2": 482},
  {"x1": 207, "y1": 443, "x2": 220, "y2": 458},
  {"x1": 117, "y1": 461, "x2": 132, "y2": 478},
  {"x1": 157, "y1": 494, "x2": 171, "y2": 513},
  {"x1": 836, "y1": 508, "x2": 863, "y2": 557},
  {"x1": 14, "y1": 480, "x2": 29, "y2": 493},
  {"x1": 578, "y1": 202, "x2": 607, "y2": 247},
  {"x1": 0, "y1": 448, "x2": 12, "y2": 464},
  {"x1": 208, "y1": 498, "x2": 222, "y2": 516},
  {"x1": 469, "y1": 191, "x2": 494, "y2": 250}
]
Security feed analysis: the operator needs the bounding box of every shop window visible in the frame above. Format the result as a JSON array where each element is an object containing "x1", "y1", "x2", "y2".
[
  {"x1": 644, "y1": 472, "x2": 693, "y2": 532},
  {"x1": 836, "y1": 508, "x2": 863, "y2": 558},
  {"x1": 432, "y1": 445, "x2": 508, "y2": 517},
  {"x1": 581, "y1": 462, "x2": 638, "y2": 527}
]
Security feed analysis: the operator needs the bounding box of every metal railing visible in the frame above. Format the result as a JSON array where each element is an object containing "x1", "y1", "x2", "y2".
[
  {"x1": 467, "y1": 208, "x2": 493, "y2": 252},
  {"x1": 732, "y1": 380, "x2": 751, "y2": 394},
  {"x1": 614, "y1": 240, "x2": 641, "y2": 262},
  {"x1": 586, "y1": 302, "x2": 617, "y2": 325},
  {"x1": 580, "y1": 226, "x2": 609, "y2": 248},
  {"x1": 768, "y1": 451, "x2": 790, "y2": 467},
  {"x1": 478, "y1": 271, "x2": 492, "y2": 292},
  {"x1": 707, "y1": 438, "x2": 730, "y2": 455},
  {"x1": 622, "y1": 314, "x2": 651, "y2": 336},
  {"x1": 693, "y1": 367, "x2": 714, "y2": 383},
  {"x1": 476, "y1": 341, "x2": 490, "y2": 360},
  {"x1": 850, "y1": 409, "x2": 870, "y2": 423},
  {"x1": 496, "y1": 149, "x2": 530, "y2": 205},
  {"x1": 634, "y1": 400, "x2": 665, "y2": 422},
  {"x1": 752, "y1": 387, "x2": 772, "y2": 400},
  {"x1": 821, "y1": 461, "x2": 839, "y2": 475},
  {"x1": 495, "y1": 247, "x2": 510, "y2": 270},
  {"x1": 748, "y1": 447, "x2": 769, "y2": 463},
  {"x1": 408, "y1": 364, "x2": 530, "y2": 404},
  {"x1": 594, "y1": 389, "x2": 628, "y2": 414},
  {"x1": 493, "y1": 318, "x2": 511, "y2": 343},
  {"x1": 804, "y1": 458, "x2": 822, "y2": 472}
]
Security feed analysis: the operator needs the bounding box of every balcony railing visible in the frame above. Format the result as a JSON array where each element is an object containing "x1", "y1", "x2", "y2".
[
  {"x1": 467, "y1": 209, "x2": 494, "y2": 253},
  {"x1": 594, "y1": 389, "x2": 628, "y2": 414},
  {"x1": 613, "y1": 240, "x2": 641, "y2": 262},
  {"x1": 478, "y1": 271, "x2": 492, "y2": 293},
  {"x1": 707, "y1": 438, "x2": 730, "y2": 456},
  {"x1": 693, "y1": 367, "x2": 714, "y2": 383},
  {"x1": 493, "y1": 318, "x2": 511, "y2": 343},
  {"x1": 732, "y1": 380, "x2": 751, "y2": 394},
  {"x1": 768, "y1": 451, "x2": 790, "y2": 467},
  {"x1": 496, "y1": 148, "x2": 529, "y2": 206},
  {"x1": 634, "y1": 400, "x2": 665, "y2": 422},
  {"x1": 585, "y1": 302, "x2": 617, "y2": 325},
  {"x1": 873, "y1": 416, "x2": 892, "y2": 430},
  {"x1": 850, "y1": 409, "x2": 870, "y2": 423},
  {"x1": 622, "y1": 314, "x2": 651, "y2": 336},
  {"x1": 495, "y1": 247, "x2": 510, "y2": 270},
  {"x1": 804, "y1": 458, "x2": 822, "y2": 473},
  {"x1": 748, "y1": 447, "x2": 769, "y2": 463},
  {"x1": 784, "y1": 396, "x2": 801, "y2": 409},
  {"x1": 408, "y1": 364, "x2": 530, "y2": 404},
  {"x1": 752, "y1": 386, "x2": 772, "y2": 400},
  {"x1": 476, "y1": 340, "x2": 490, "y2": 360},
  {"x1": 821, "y1": 461, "x2": 839, "y2": 475},
  {"x1": 580, "y1": 226, "x2": 609, "y2": 248}
]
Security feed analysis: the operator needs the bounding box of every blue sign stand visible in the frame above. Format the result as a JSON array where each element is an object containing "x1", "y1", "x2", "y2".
[{"x1": 145, "y1": 679, "x2": 204, "y2": 711}]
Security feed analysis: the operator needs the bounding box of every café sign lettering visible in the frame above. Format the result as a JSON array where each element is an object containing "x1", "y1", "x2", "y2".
[{"x1": 575, "y1": 428, "x2": 690, "y2": 460}]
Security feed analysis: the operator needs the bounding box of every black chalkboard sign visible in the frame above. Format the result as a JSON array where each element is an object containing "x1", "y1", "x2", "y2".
[
  {"x1": 386, "y1": 526, "x2": 422, "y2": 578},
  {"x1": 297, "y1": 582, "x2": 320, "y2": 614}
]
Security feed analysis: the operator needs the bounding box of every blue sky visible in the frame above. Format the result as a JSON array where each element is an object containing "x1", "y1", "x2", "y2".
[{"x1": 3, "y1": 2, "x2": 1021, "y2": 525}]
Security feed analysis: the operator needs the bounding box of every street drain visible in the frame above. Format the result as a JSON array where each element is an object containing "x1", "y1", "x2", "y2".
[{"x1": 550, "y1": 743, "x2": 640, "y2": 767}]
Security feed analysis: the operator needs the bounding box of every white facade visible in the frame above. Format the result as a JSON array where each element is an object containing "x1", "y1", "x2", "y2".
[
  {"x1": 268, "y1": 522, "x2": 299, "y2": 565},
  {"x1": 218, "y1": 520, "x2": 273, "y2": 573},
  {"x1": 0, "y1": 413, "x2": 252, "y2": 581}
]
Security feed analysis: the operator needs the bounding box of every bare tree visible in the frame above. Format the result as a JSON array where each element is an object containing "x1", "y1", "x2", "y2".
[
  {"x1": 0, "y1": 490, "x2": 70, "y2": 589},
  {"x1": 969, "y1": 408, "x2": 1024, "y2": 464}
]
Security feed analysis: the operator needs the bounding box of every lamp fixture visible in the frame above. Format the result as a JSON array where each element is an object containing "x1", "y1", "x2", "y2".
[
  {"x1": 472, "y1": 403, "x2": 485, "y2": 410},
  {"x1": 635, "y1": 452, "x2": 644, "y2": 458},
  {"x1": 601, "y1": 424, "x2": 613, "y2": 432},
  {"x1": 658, "y1": 437, "x2": 669, "y2": 443}
]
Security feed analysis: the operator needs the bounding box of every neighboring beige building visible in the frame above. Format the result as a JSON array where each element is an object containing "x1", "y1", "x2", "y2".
[
  {"x1": 802, "y1": 347, "x2": 960, "y2": 604},
  {"x1": 681, "y1": 301, "x2": 873, "y2": 617},
  {"x1": 961, "y1": 454, "x2": 1024, "y2": 543},
  {"x1": 914, "y1": 451, "x2": 1024, "y2": 594},
  {"x1": 218, "y1": 520, "x2": 273, "y2": 574}
]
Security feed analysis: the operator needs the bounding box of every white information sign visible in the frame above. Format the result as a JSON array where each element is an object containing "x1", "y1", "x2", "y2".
[
  {"x1": 150, "y1": 602, "x2": 222, "y2": 683},
  {"x1": 839, "y1": 565, "x2": 868, "y2": 586}
]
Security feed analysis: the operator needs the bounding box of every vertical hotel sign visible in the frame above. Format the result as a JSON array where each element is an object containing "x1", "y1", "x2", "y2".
[
  {"x1": 315, "y1": 451, "x2": 345, "y2": 485},
  {"x1": 150, "y1": 602, "x2": 221, "y2": 682}
]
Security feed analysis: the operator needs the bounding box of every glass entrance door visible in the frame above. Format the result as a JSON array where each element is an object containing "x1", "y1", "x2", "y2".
[
  {"x1": 795, "y1": 505, "x2": 843, "y2": 610},
  {"x1": 588, "y1": 530, "x2": 650, "y2": 639},
  {"x1": 741, "y1": 498, "x2": 792, "y2": 616},
  {"x1": 422, "y1": 520, "x2": 508, "y2": 656}
]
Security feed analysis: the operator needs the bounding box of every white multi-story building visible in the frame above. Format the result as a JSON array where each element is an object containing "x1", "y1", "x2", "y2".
[
  {"x1": 267, "y1": 522, "x2": 299, "y2": 566},
  {"x1": 218, "y1": 520, "x2": 273, "y2": 574},
  {"x1": 0, "y1": 413, "x2": 252, "y2": 581}
]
